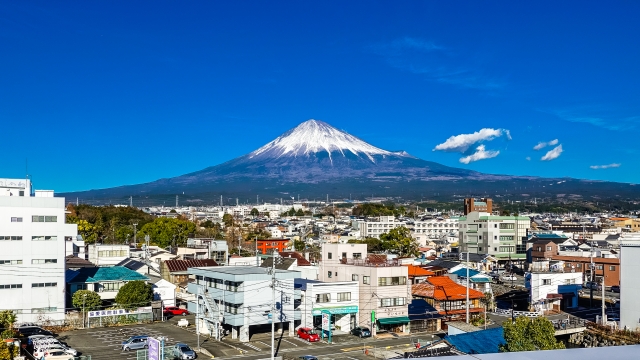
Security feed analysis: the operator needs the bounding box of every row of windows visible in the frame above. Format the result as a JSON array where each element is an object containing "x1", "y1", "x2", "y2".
[
  {"x1": 0, "y1": 236, "x2": 22, "y2": 241},
  {"x1": 32, "y1": 259, "x2": 57, "y2": 264},
  {"x1": 326, "y1": 252, "x2": 362, "y2": 260},
  {"x1": 0, "y1": 284, "x2": 22, "y2": 289},
  {"x1": 415, "y1": 223, "x2": 458, "y2": 228},
  {"x1": 98, "y1": 250, "x2": 127, "y2": 257},
  {"x1": 351, "y1": 274, "x2": 371, "y2": 284},
  {"x1": 32, "y1": 283, "x2": 57, "y2": 287},
  {"x1": 0, "y1": 260, "x2": 22, "y2": 265},
  {"x1": 32, "y1": 236, "x2": 57, "y2": 241},
  {"x1": 195, "y1": 276, "x2": 242, "y2": 292},
  {"x1": 378, "y1": 276, "x2": 407, "y2": 286},
  {"x1": 32, "y1": 216, "x2": 58, "y2": 222},
  {"x1": 10, "y1": 217, "x2": 22, "y2": 222},
  {"x1": 315, "y1": 292, "x2": 352, "y2": 303},
  {"x1": 380, "y1": 297, "x2": 406, "y2": 307}
]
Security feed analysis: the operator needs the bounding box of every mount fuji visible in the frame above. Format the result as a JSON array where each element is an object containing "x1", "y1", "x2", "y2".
[{"x1": 66, "y1": 119, "x2": 636, "y2": 203}]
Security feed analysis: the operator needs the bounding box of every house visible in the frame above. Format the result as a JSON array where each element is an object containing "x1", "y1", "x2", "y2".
[
  {"x1": 294, "y1": 278, "x2": 359, "y2": 334},
  {"x1": 404, "y1": 264, "x2": 435, "y2": 284},
  {"x1": 153, "y1": 279, "x2": 177, "y2": 307},
  {"x1": 87, "y1": 244, "x2": 130, "y2": 267},
  {"x1": 531, "y1": 240, "x2": 558, "y2": 262},
  {"x1": 116, "y1": 258, "x2": 160, "y2": 277},
  {"x1": 408, "y1": 299, "x2": 442, "y2": 332},
  {"x1": 448, "y1": 268, "x2": 492, "y2": 293},
  {"x1": 160, "y1": 259, "x2": 217, "y2": 285},
  {"x1": 66, "y1": 266, "x2": 150, "y2": 302},
  {"x1": 0, "y1": 179, "x2": 78, "y2": 323},
  {"x1": 177, "y1": 238, "x2": 228, "y2": 265},
  {"x1": 65, "y1": 255, "x2": 95, "y2": 270},
  {"x1": 412, "y1": 276, "x2": 485, "y2": 322},
  {"x1": 187, "y1": 266, "x2": 300, "y2": 342},
  {"x1": 551, "y1": 255, "x2": 620, "y2": 287},
  {"x1": 321, "y1": 243, "x2": 411, "y2": 335},
  {"x1": 263, "y1": 251, "x2": 318, "y2": 280},
  {"x1": 525, "y1": 262, "x2": 582, "y2": 312},
  {"x1": 444, "y1": 327, "x2": 506, "y2": 354}
]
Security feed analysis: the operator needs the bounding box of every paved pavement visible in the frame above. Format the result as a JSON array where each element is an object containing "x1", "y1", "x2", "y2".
[{"x1": 56, "y1": 315, "x2": 435, "y2": 360}]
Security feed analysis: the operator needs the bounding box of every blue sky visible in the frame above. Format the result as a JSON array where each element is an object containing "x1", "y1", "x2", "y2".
[{"x1": 2, "y1": 1, "x2": 639, "y2": 192}]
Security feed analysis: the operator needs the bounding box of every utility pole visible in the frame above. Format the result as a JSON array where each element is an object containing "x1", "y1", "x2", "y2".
[
  {"x1": 133, "y1": 223, "x2": 138, "y2": 245},
  {"x1": 466, "y1": 251, "x2": 470, "y2": 323},
  {"x1": 82, "y1": 293, "x2": 87, "y2": 329},
  {"x1": 601, "y1": 278, "x2": 606, "y2": 325},
  {"x1": 196, "y1": 285, "x2": 200, "y2": 351},
  {"x1": 590, "y1": 245, "x2": 594, "y2": 308},
  {"x1": 176, "y1": 195, "x2": 179, "y2": 208},
  {"x1": 269, "y1": 249, "x2": 279, "y2": 360}
]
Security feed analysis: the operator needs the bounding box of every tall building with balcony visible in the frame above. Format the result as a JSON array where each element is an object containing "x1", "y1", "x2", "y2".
[
  {"x1": 0, "y1": 178, "x2": 77, "y2": 323},
  {"x1": 353, "y1": 216, "x2": 405, "y2": 239},
  {"x1": 188, "y1": 266, "x2": 300, "y2": 342},
  {"x1": 463, "y1": 198, "x2": 493, "y2": 215},
  {"x1": 458, "y1": 211, "x2": 530, "y2": 262},
  {"x1": 320, "y1": 243, "x2": 410, "y2": 335}
]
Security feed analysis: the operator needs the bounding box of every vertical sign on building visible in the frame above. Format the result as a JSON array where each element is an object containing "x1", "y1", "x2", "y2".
[{"x1": 147, "y1": 337, "x2": 160, "y2": 360}]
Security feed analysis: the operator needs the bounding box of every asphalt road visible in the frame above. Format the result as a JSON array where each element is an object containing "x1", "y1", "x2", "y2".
[{"x1": 56, "y1": 315, "x2": 433, "y2": 360}]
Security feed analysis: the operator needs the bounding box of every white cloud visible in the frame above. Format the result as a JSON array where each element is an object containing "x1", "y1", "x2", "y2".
[
  {"x1": 526, "y1": 156, "x2": 531, "y2": 161},
  {"x1": 459, "y1": 145, "x2": 500, "y2": 164},
  {"x1": 434, "y1": 128, "x2": 510, "y2": 153},
  {"x1": 541, "y1": 145, "x2": 563, "y2": 161},
  {"x1": 590, "y1": 163, "x2": 621, "y2": 169},
  {"x1": 533, "y1": 139, "x2": 559, "y2": 150}
]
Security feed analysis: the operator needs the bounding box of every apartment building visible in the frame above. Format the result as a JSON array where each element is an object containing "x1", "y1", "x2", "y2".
[
  {"x1": 458, "y1": 211, "x2": 530, "y2": 261},
  {"x1": 0, "y1": 178, "x2": 77, "y2": 323},
  {"x1": 552, "y1": 254, "x2": 620, "y2": 287},
  {"x1": 525, "y1": 263, "x2": 582, "y2": 312},
  {"x1": 177, "y1": 238, "x2": 228, "y2": 265},
  {"x1": 463, "y1": 198, "x2": 493, "y2": 215},
  {"x1": 353, "y1": 216, "x2": 405, "y2": 239},
  {"x1": 295, "y1": 279, "x2": 359, "y2": 333},
  {"x1": 87, "y1": 244, "x2": 130, "y2": 266},
  {"x1": 413, "y1": 218, "x2": 459, "y2": 238},
  {"x1": 188, "y1": 266, "x2": 300, "y2": 342},
  {"x1": 320, "y1": 243, "x2": 410, "y2": 335}
]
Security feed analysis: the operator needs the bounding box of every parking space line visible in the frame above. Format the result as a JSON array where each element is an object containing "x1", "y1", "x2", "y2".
[
  {"x1": 282, "y1": 339, "x2": 298, "y2": 347},
  {"x1": 243, "y1": 343, "x2": 262, "y2": 351}
]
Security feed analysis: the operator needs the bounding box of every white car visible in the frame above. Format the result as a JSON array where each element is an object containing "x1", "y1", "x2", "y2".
[
  {"x1": 500, "y1": 274, "x2": 517, "y2": 281},
  {"x1": 36, "y1": 349, "x2": 73, "y2": 360}
]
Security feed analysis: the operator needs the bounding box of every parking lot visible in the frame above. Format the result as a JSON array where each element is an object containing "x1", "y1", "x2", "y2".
[{"x1": 56, "y1": 316, "x2": 424, "y2": 360}]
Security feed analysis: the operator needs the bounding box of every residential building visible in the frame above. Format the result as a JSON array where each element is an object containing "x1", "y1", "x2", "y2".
[
  {"x1": 87, "y1": 244, "x2": 130, "y2": 267},
  {"x1": 188, "y1": 266, "x2": 300, "y2": 342},
  {"x1": 257, "y1": 238, "x2": 289, "y2": 254},
  {"x1": 408, "y1": 299, "x2": 442, "y2": 333},
  {"x1": 66, "y1": 266, "x2": 149, "y2": 301},
  {"x1": 153, "y1": 279, "x2": 177, "y2": 307},
  {"x1": 551, "y1": 255, "x2": 620, "y2": 287},
  {"x1": 621, "y1": 245, "x2": 640, "y2": 331},
  {"x1": 458, "y1": 212, "x2": 530, "y2": 261},
  {"x1": 405, "y1": 264, "x2": 435, "y2": 284},
  {"x1": 178, "y1": 238, "x2": 228, "y2": 265},
  {"x1": 463, "y1": 198, "x2": 492, "y2": 215},
  {"x1": 160, "y1": 259, "x2": 218, "y2": 285},
  {"x1": 353, "y1": 216, "x2": 406, "y2": 239},
  {"x1": 412, "y1": 276, "x2": 485, "y2": 322},
  {"x1": 0, "y1": 179, "x2": 77, "y2": 323},
  {"x1": 530, "y1": 240, "x2": 558, "y2": 262},
  {"x1": 525, "y1": 262, "x2": 582, "y2": 312},
  {"x1": 294, "y1": 279, "x2": 359, "y2": 333},
  {"x1": 320, "y1": 243, "x2": 410, "y2": 335},
  {"x1": 413, "y1": 218, "x2": 459, "y2": 239},
  {"x1": 65, "y1": 234, "x2": 85, "y2": 259},
  {"x1": 611, "y1": 218, "x2": 640, "y2": 232}
]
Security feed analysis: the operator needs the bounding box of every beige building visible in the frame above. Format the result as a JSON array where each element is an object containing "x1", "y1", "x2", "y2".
[{"x1": 320, "y1": 243, "x2": 410, "y2": 335}]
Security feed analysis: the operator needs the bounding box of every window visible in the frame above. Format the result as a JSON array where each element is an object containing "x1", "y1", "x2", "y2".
[
  {"x1": 327, "y1": 252, "x2": 332, "y2": 260},
  {"x1": 224, "y1": 302, "x2": 239, "y2": 314},
  {"x1": 32, "y1": 307, "x2": 57, "y2": 313},
  {"x1": 499, "y1": 236, "x2": 514, "y2": 241},
  {"x1": 564, "y1": 279, "x2": 576, "y2": 285},
  {"x1": 352, "y1": 274, "x2": 359, "y2": 281},
  {"x1": 76, "y1": 284, "x2": 87, "y2": 291},
  {"x1": 32, "y1": 283, "x2": 57, "y2": 288},
  {"x1": 316, "y1": 293, "x2": 330, "y2": 303},
  {"x1": 32, "y1": 236, "x2": 57, "y2": 241},
  {"x1": 494, "y1": 224, "x2": 498, "y2": 228},
  {"x1": 341, "y1": 252, "x2": 347, "y2": 259},
  {"x1": 337, "y1": 292, "x2": 351, "y2": 301},
  {"x1": 363, "y1": 276, "x2": 370, "y2": 285},
  {"x1": 32, "y1": 216, "x2": 57, "y2": 223},
  {"x1": 378, "y1": 277, "x2": 407, "y2": 286},
  {"x1": 536, "y1": 247, "x2": 542, "y2": 252},
  {"x1": 546, "y1": 246, "x2": 552, "y2": 251},
  {"x1": 32, "y1": 259, "x2": 57, "y2": 264},
  {"x1": 98, "y1": 250, "x2": 127, "y2": 257},
  {"x1": 479, "y1": 236, "x2": 482, "y2": 240},
  {"x1": 596, "y1": 265, "x2": 603, "y2": 270},
  {"x1": 609, "y1": 266, "x2": 616, "y2": 271},
  {"x1": 494, "y1": 236, "x2": 497, "y2": 240},
  {"x1": 0, "y1": 236, "x2": 22, "y2": 241},
  {"x1": 226, "y1": 281, "x2": 241, "y2": 292},
  {"x1": 0, "y1": 260, "x2": 22, "y2": 265},
  {"x1": 100, "y1": 282, "x2": 122, "y2": 291},
  {"x1": 353, "y1": 253, "x2": 362, "y2": 259},
  {"x1": 542, "y1": 279, "x2": 551, "y2": 285},
  {"x1": 576, "y1": 263, "x2": 582, "y2": 268},
  {"x1": 327, "y1": 271, "x2": 332, "y2": 278},
  {"x1": 479, "y1": 247, "x2": 482, "y2": 252},
  {"x1": 10, "y1": 217, "x2": 22, "y2": 222},
  {"x1": 0, "y1": 284, "x2": 22, "y2": 289},
  {"x1": 380, "y1": 297, "x2": 406, "y2": 307}
]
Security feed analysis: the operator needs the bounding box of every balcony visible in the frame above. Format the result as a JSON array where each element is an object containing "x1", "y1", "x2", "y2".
[{"x1": 339, "y1": 258, "x2": 401, "y2": 267}]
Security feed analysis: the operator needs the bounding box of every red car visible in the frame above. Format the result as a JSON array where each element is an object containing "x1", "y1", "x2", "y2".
[
  {"x1": 163, "y1": 306, "x2": 189, "y2": 316},
  {"x1": 297, "y1": 327, "x2": 319, "y2": 342}
]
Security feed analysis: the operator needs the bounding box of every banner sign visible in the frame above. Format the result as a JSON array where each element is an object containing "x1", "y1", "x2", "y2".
[
  {"x1": 312, "y1": 305, "x2": 358, "y2": 315},
  {"x1": 147, "y1": 337, "x2": 160, "y2": 360},
  {"x1": 88, "y1": 306, "x2": 152, "y2": 318}
]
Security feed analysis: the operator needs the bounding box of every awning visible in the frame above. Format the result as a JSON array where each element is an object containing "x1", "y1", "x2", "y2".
[{"x1": 377, "y1": 316, "x2": 410, "y2": 325}]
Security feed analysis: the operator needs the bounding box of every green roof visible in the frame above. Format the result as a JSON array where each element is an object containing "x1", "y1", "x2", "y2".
[
  {"x1": 68, "y1": 266, "x2": 149, "y2": 283},
  {"x1": 378, "y1": 316, "x2": 410, "y2": 325}
]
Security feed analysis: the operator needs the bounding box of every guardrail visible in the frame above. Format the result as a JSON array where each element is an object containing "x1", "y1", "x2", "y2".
[{"x1": 493, "y1": 308, "x2": 542, "y2": 317}]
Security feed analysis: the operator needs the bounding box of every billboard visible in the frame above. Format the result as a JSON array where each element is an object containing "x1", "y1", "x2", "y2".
[{"x1": 147, "y1": 337, "x2": 160, "y2": 360}]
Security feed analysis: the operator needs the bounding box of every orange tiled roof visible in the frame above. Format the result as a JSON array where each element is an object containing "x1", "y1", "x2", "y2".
[
  {"x1": 412, "y1": 276, "x2": 484, "y2": 301},
  {"x1": 404, "y1": 264, "x2": 435, "y2": 277},
  {"x1": 610, "y1": 217, "x2": 630, "y2": 221}
]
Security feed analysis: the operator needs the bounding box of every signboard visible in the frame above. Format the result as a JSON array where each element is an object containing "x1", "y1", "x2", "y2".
[
  {"x1": 312, "y1": 305, "x2": 358, "y2": 316},
  {"x1": 147, "y1": 337, "x2": 160, "y2": 360},
  {"x1": 88, "y1": 306, "x2": 152, "y2": 318},
  {"x1": 321, "y1": 312, "x2": 329, "y2": 332}
]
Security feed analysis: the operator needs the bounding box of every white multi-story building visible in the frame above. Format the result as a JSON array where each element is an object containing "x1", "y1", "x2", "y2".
[
  {"x1": 320, "y1": 243, "x2": 410, "y2": 335},
  {"x1": 621, "y1": 245, "x2": 640, "y2": 330},
  {"x1": 458, "y1": 212, "x2": 530, "y2": 261},
  {"x1": 0, "y1": 178, "x2": 77, "y2": 323},
  {"x1": 295, "y1": 279, "x2": 359, "y2": 333},
  {"x1": 413, "y1": 218, "x2": 459, "y2": 238},
  {"x1": 353, "y1": 216, "x2": 406, "y2": 239},
  {"x1": 87, "y1": 244, "x2": 130, "y2": 267}
]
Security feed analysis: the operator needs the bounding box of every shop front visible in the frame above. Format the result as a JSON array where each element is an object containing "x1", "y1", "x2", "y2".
[{"x1": 311, "y1": 305, "x2": 359, "y2": 335}]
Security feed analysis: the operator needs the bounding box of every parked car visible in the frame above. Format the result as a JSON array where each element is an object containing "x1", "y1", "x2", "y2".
[
  {"x1": 172, "y1": 343, "x2": 197, "y2": 360},
  {"x1": 350, "y1": 326, "x2": 371, "y2": 338},
  {"x1": 298, "y1": 356, "x2": 318, "y2": 360},
  {"x1": 610, "y1": 285, "x2": 620, "y2": 293},
  {"x1": 500, "y1": 274, "x2": 517, "y2": 281},
  {"x1": 18, "y1": 326, "x2": 53, "y2": 336},
  {"x1": 122, "y1": 335, "x2": 149, "y2": 351},
  {"x1": 43, "y1": 350, "x2": 74, "y2": 360},
  {"x1": 164, "y1": 306, "x2": 189, "y2": 316},
  {"x1": 584, "y1": 282, "x2": 602, "y2": 291},
  {"x1": 296, "y1": 327, "x2": 319, "y2": 342}
]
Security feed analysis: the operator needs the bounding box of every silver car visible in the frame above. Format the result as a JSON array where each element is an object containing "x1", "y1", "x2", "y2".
[
  {"x1": 122, "y1": 335, "x2": 149, "y2": 351},
  {"x1": 173, "y1": 343, "x2": 197, "y2": 360}
]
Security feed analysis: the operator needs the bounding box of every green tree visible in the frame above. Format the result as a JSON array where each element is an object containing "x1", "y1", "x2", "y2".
[
  {"x1": 293, "y1": 239, "x2": 306, "y2": 251},
  {"x1": 500, "y1": 316, "x2": 565, "y2": 352},
  {"x1": 287, "y1": 207, "x2": 296, "y2": 216},
  {"x1": 379, "y1": 226, "x2": 420, "y2": 257},
  {"x1": 0, "y1": 341, "x2": 18, "y2": 359},
  {"x1": 222, "y1": 214, "x2": 234, "y2": 228},
  {"x1": 137, "y1": 217, "x2": 196, "y2": 248},
  {"x1": 72, "y1": 290, "x2": 102, "y2": 312},
  {"x1": 115, "y1": 225, "x2": 134, "y2": 243},
  {"x1": 295, "y1": 208, "x2": 305, "y2": 217},
  {"x1": 250, "y1": 208, "x2": 259, "y2": 217},
  {"x1": 115, "y1": 281, "x2": 153, "y2": 309},
  {"x1": 347, "y1": 238, "x2": 384, "y2": 252},
  {"x1": 0, "y1": 310, "x2": 17, "y2": 339}
]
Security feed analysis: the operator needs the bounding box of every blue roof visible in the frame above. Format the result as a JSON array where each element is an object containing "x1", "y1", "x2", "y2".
[
  {"x1": 450, "y1": 268, "x2": 481, "y2": 277},
  {"x1": 67, "y1": 266, "x2": 149, "y2": 283},
  {"x1": 444, "y1": 327, "x2": 505, "y2": 354},
  {"x1": 294, "y1": 278, "x2": 323, "y2": 290},
  {"x1": 532, "y1": 233, "x2": 568, "y2": 239},
  {"x1": 408, "y1": 299, "x2": 442, "y2": 320}
]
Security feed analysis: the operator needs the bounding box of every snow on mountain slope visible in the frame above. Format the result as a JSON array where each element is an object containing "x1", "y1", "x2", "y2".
[{"x1": 248, "y1": 119, "x2": 409, "y2": 162}]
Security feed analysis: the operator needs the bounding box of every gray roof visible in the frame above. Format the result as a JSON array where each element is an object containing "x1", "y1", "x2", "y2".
[
  {"x1": 261, "y1": 257, "x2": 296, "y2": 270},
  {"x1": 188, "y1": 265, "x2": 300, "y2": 282}
]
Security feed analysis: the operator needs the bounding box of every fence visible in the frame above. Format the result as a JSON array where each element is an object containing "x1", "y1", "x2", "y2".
[{"x1": 493, "y1": 308, "x2": 542, "y2": 317}]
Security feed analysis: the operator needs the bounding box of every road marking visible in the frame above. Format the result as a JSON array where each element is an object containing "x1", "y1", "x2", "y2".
[
  {"x1": 282, "y1": 339, "x2": 298, "y2": 347},
  {"x1": 341, "y1": 345, "x2": 372, "y2": 351},
  {"x1": 243, "y1": 343, "x2": 262, "y2": 351},
  {"x1": 257, "y1": 341, "x2": 270, "y2": 348}
]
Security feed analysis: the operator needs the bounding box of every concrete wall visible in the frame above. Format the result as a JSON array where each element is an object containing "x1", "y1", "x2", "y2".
[{"x1": 621, "y1": 246, "x2": 640, "y2": 330}]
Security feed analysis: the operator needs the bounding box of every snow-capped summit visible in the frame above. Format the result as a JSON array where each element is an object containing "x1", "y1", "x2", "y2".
[{"x1": 249, "y1": 119, "x2": 408, "y2": 162}]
